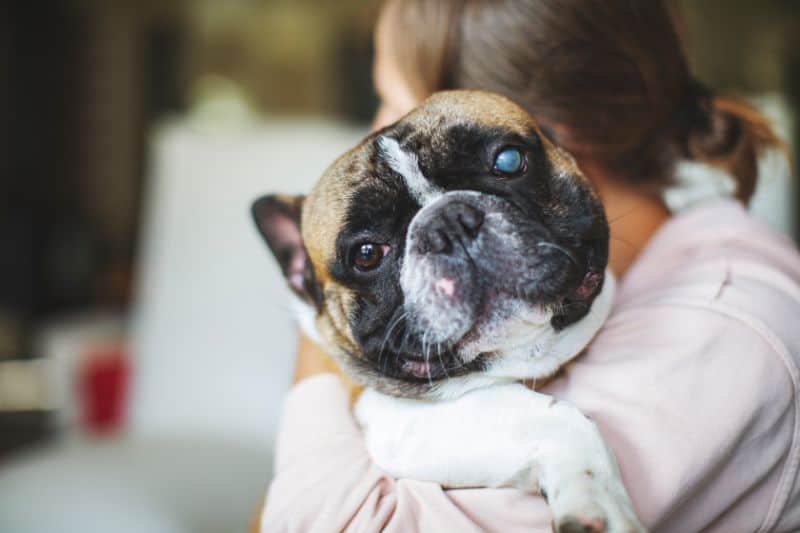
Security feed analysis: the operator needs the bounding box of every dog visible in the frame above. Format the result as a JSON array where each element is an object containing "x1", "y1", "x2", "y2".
[{"x1": 253, "y1": 91, "x2": 644, "y2": 532}]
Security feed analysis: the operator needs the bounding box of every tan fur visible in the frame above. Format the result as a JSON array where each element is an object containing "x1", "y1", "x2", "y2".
[
  {"x1": 404, "y1": 90, "x2": 534, "y2": 135},
  {"x1": 302, "y1": 345, "x2": 364, "y2": 403},
  {"x1": 302, "y1": 138, "x2": 374, "y2": 278},
  {"x1": 301, "y1": 138, "x2": 378, "y2": 348},
  {"x1": 318, "y1": 288, "x2": 360, "y2": 353}
]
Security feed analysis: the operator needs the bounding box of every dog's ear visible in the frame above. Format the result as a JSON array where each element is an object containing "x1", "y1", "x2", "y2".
[{"x1": 252, "y1": 194, "x2": 320, "y2": 305}]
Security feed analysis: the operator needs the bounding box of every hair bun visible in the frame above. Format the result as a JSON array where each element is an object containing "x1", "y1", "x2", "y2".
[
  {"x1": 686, "y1": 100, "x2": 742, "y2": 159},
  {"x1": 681, "y1": 82, "x2": 783, "y2": 202}
]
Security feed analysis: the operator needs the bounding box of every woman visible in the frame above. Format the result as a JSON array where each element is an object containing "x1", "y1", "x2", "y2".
[{"x1": 262, "y1": 1, "x2": 800, "y2": 531}]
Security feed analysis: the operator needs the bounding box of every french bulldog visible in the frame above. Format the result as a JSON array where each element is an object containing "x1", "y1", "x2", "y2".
[{"x1": 253, "y1": 91, "x2": 645, "y2": 533}]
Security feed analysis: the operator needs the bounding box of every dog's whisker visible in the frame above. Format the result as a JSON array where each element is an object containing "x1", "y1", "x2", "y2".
[
  {"x1": 420, "y1": 330, "x2": 434, "y2": 386},
  {"x1": 400, "y1": 326, "x2": 412, "y2": 364},
  {"x1": 380, "y1": 349, "x2": 388, "y2": 374},
  {"x1": 436, "y1": 343, "x2": 450, "y2": 380},
  {"x1": 378, "y1": 310, "x2": 408, "y2": 364}
]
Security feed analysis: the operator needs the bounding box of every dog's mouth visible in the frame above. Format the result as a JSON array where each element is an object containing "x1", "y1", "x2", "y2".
[
  {"x1": 367, "y1": 323, "x2": 488, "y2": 382},
  {"x1": 375, "y1": 262, "x2": 604, "y2": 383},
  {"x1": 396, "y1": 350, "x2": 486, "y2": 381},
  {"x1": 400, "y1": 352, "x2": 457, "y2": 380}
]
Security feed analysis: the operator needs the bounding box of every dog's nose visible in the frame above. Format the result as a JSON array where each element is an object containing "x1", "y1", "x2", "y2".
[{"x1": 417, "y1": 201, "x2": 484, "y2": 254}]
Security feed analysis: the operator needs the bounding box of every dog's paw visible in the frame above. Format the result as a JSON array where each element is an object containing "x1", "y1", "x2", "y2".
[
  {"x1": 554, "y1": 513, "x2": 641, "y2": 533},
  {"x1": 553, "y1": 517, "x2": 607, "y2": 533},
  {"x1": 550, "y1": 478, "x2": 646, "y2": 533}
]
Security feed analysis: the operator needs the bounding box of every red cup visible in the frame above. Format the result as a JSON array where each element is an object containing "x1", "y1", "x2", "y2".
[{"x1": 77, "y1": 345, "x2": 130, "y2": 434}]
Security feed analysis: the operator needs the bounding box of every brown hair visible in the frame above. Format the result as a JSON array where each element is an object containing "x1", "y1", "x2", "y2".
[{"x1": 382, "y1": 0, "x2": 783, "y2": 202}]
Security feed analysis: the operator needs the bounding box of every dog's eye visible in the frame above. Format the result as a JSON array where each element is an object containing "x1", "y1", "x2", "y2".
[
  {"x1": 352, "y1": 243, "x2": 389, "y2": 272},
  {"x1": 493, "y1": 147, "x2": 525, "y2": 175}
]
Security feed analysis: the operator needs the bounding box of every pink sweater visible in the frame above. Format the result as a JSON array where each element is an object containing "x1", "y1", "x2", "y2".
[{"x1": 262, "y1": 199, "x2": 800, "y2": 532}]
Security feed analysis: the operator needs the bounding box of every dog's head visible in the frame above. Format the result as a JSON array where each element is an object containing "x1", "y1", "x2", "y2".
[{"x1": 253, "y1": 91, "x2": 610, "y2": 399}]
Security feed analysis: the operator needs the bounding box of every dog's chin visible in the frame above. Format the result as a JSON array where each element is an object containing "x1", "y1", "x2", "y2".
[
  {"x1": 394, "y1": 265, "x2": 605, "y2": 378},
  {"x1": 396, "y1": 351, "x2": 486, "y2": 381},
  {"x1": 367, "y1": 345, "x2": 485, "y2": 383},
  {"x1": 340, "y1": 346, "x2": 487, "y2": 399}
]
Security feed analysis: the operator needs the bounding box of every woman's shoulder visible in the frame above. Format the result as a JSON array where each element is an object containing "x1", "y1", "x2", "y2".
[
  {"x1": 618, "y1": 198, "x2": 800, "y2": 306},
  {"x1": 548, "y1": 200, "x2": 800, "y2": 530},
  {"x1": 612, "y1": 198, "x2": 800, "y2": 361},
  {"x1": 552, "y1": 201, "x2": 800, "y2": 415},
  {"x1": 568, "y1": 192, "x2": 800, "y2": 393}
]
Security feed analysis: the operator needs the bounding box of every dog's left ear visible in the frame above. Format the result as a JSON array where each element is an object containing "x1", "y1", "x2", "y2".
[{"x1": 252, "y1": 194, "x2": 319, "y2": 304}]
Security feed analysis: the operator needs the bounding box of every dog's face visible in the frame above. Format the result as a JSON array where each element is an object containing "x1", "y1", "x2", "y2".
[{"x1": 254, "y1": 91, "x2": 608, "y2": 398}]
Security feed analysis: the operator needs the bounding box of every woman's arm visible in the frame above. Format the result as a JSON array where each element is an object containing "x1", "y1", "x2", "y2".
[
  {"x1": 263, "y1": 303, "x2": 797, "y2": 532},
  {"x1": 293, "y1": 334, "x2": 338, "y2": 384},
  {"x1": 543, "y1": 301, "x2": 798, "y2": 532},
  {"x1": 261, "y1": 373, "x2": 554, "y2": 532},
  {"x1": 293, "y1": 334, "x2": 364, "y2": 402}
]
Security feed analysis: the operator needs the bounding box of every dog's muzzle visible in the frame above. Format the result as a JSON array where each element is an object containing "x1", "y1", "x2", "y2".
[{"x1": 400, "y1": 190, "x2": 583, "y2": 351}]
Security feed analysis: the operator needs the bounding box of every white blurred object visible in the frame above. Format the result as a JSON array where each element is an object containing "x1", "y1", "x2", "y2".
[
  {"x1": 665, "y1": 160, "x2": 737, "y2": 211},
  {"x1": 33, "y1": 311, "x2": 124, "y2": 431},
  {"x1": 130, "y1": 92, "x2": 365, "y2": 444},
  {"x1": 185, "y1": 74, "x2": 260, "y2": 133},
  {"x1": 665, "y1": 93, "x2": 796, "y2": 239},
  {"x1": 748, "y1": 94, "x2": 796, "y2": 239},
  {"x1": 0, "y1": 435, "x2": 267, "y2": 533},
  {"x1": 0, "y1": 359, "x2": 50, "y2": 411},
  {"x1": 0, "y1": 84, "x2": 366, "y2": 533}
]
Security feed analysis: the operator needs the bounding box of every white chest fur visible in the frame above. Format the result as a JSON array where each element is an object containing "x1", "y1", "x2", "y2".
[
  {"x1": 354, "y1": 382, "x2": 644, "y2": 532},
  {"x1": 352, "y1": 273, "x2": 646, "y2": 532}
]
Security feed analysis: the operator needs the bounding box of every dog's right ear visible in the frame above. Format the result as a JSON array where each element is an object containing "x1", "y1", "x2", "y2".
[{"x1": 252, "y1": 194, "x2": 320, "y2": 305}]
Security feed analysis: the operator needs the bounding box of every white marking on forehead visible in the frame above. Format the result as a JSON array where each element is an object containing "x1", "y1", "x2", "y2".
[{"x1": 377, "y1": 135, "x2": 443, "y2": 205}]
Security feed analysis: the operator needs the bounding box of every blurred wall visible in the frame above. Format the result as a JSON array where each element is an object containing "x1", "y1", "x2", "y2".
[{"x1": 680, "y1": 0, "x2": 800, "y2": 231}]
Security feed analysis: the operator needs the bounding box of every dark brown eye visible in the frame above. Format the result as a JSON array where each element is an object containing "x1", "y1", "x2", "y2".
[{"x1": 352, "y1": 243, "x2": 388, "y2": 272}]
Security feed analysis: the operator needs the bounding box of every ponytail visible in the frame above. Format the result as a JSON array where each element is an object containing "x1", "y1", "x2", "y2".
[{"x1": 684, "y1": 93, "x2": 785, "y2": 203}]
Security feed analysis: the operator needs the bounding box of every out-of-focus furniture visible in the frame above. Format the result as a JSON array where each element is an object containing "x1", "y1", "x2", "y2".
[{"x1": 0, "y1": 93, "x2": 365, "y2": 533}]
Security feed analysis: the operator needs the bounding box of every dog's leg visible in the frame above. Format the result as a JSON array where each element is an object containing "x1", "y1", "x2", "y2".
[
  {"x1": 528, "y1": 398, "x2": 645, "y2": 533},
  {"x1": 355, "y1": 383, "x2": 645, "y2": 533}
]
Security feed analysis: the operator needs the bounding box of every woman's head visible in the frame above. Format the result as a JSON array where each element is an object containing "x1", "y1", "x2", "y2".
[{"x1": 374, "y1": 0, "x2": 781, "y2": 202}]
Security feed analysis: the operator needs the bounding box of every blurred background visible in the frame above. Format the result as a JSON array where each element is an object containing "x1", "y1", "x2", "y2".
[{"x1": 0, "y1": 1, "x2": 798, "y2": 532}]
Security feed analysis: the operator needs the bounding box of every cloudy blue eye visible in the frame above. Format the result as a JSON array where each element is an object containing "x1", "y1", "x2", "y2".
[{"x1": 493, "y1": 148, "x2": 524, "y2": 175}]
